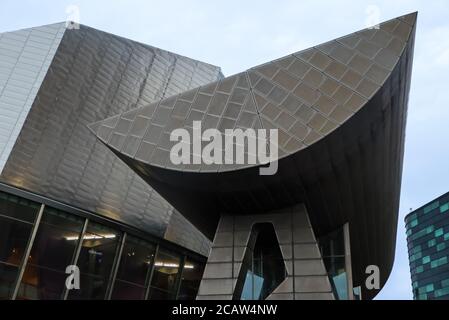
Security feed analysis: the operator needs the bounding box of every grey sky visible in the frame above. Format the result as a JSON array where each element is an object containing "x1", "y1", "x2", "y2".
[{"x1": 1, "y1": 0, "x2": 449, "y2": 300}]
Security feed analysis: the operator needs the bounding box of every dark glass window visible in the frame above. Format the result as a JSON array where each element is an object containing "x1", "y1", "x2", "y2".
[
  {"x1": 0, "y1": 192, "x2": 39, "y2": 300},
  {"x1": 177, "y1": 258, "x2": 205, "y2": 300},
  {"x1": 0, "y1": 192, "x2": 40, "y2": 223},
  {"x1": 111, "y1": 280, "x2": 146, "y2": 300},
  {"x1": 234, "y1": 223, "x2": 287, "y2": 300},
  {"x1": 17, "y1": 207, "x2": 85, "y2": 300},
  {"x1": 149, "y1": 249, "x2": 181, "y2": 299},
  {"x1": 68, "y1": 222, "x2": 120, "y2": 300},
  {"x1": 319, "y1": 227, "x2": 348, "y2": 300},
  {"x1": 424, "y1": 201, "x2": 439, "y2": 214},
  {"x1": 111, "y1": 236, "x2": 156, "y2": 300}
]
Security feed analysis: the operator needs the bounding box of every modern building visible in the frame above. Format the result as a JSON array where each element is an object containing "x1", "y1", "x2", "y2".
[
  {"x1": 90, "y1": 13, "x2": 417, "y2": 300},
  {"x1": 405, "y1": 192, "x2": 449, "y2": 300},
  {"x1": 0, "y1": 22, "x2": 223, "y2": 300},
  {"x1": 0, "y1": 12, "x2": 416, "y2": 300}
]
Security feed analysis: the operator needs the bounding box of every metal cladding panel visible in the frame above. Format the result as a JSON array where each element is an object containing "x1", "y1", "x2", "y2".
[
  {"x1": 0, "y1": 23, "x2": 66, "y2": 170},
  {"x1": 91, "y1": 13, "x2": 417, "y2": 298},
  {"x1": 0, "y1": 24, "x2": 222, "y2": 256}
]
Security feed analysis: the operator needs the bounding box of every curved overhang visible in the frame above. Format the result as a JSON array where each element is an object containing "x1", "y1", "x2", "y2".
[{"x1": 89, "y1": 13, "x2": 417, "y2": 299}]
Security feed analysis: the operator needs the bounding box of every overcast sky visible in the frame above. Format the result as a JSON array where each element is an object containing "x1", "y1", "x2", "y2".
[{"x1": 1, "y1": 0, "x2": 449, "y2": 300}]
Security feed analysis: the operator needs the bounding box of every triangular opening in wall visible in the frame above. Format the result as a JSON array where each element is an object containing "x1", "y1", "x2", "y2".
[{"x1": 233, "y1": 223, "x2": 287, "y2": 300}]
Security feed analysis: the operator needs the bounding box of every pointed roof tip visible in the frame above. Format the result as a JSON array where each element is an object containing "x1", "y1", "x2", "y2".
[{"x1": 398, "y1": 11, "x2": 418, "y2": 26}]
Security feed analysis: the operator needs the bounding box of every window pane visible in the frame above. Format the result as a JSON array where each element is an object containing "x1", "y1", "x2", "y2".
[
  {"x1": 318, "y1": 227, "x2": 348, "y2": 300},
  {"x1": 435, "y1": 228, "x2": 444, "y2": 237},
  {"x1": 424, "y1": 201, "x2": 439, "y2": 214},
  {"x1": 111, "y1": 280, "x2": 145, "y2": 300},
  {"x1": 68, "y1": 222, "x2": 120, "y2": 300},
  {"x1": 0, "y1": 216, "x2": 34, "y2": 300},
  {"x1": 0, "y1": 215, "x2": 33, "y2": 264},
  {"x1": 319, "y1": 228, "x2": 345, "y2": 257},
  {"x1": 149, "y1": 287, "x2": 172, "y2": 300},
  {"x1": 323, "y1": 256, "x2": 348, "y2": 300},
  {"x1": 0, "y1": 192, "x2": 40, "y2": 222},
  {"x1": 76, "y1": 223, "x2": 120, "y2": 278},
  {"x1": 177, "y1": 259, "x2": 205, "y2": 300},
  {"x1": 115, "y1": 236, "x2": 155, "y2": 286},
  {"x1": 0, "y1": 192, "x2": 39, "y2": 299},
  {"x1": 0, "y1": 263, "x2": 18, "y2": 300},
  {"x1": 17, "y1": 207, "x2": 85, "y2": 300},
  {"x1": 17, "y1": 265, "x2": 67, "y2": 300},
  {"x1": 235, "y1": 223, "x2": 287, "y2": 300},
  {"x1": 150, "y1": 250, "x2": 181, "y2": 294},
  {"x1": 69, "y1": 274, "x2": 108, "y2": 300}
]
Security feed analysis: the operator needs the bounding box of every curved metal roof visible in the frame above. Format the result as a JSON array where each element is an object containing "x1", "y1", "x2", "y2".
[{"x1": 89, "y1": 12, "x2": 417, "y2": 299}]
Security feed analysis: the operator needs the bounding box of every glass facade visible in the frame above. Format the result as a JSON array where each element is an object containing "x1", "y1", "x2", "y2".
[
  {"x1": 405, "y1": 192, "x2": 449, "y2": 300},
  {"x1": 18, "y1": 207, "x2": 84, "y2": 300},
  {"x1": 177, "y1": 258, "x2": 205, "y2": 300},
  {"x1": 318, "y1": 227, "x2": 349, "y2": 300},
  {"x1": 0, "y1": 186, "x2": 206, "y2": 300},
  {"x1": 111, "y1": 236, "x2": 156, "y2": 300},
  {"x1": 0, "y1": 193, "x2": 40, "y2": 299},
  {"x1": 234, "y1": 223, "x2": 287, "y2": 300}
]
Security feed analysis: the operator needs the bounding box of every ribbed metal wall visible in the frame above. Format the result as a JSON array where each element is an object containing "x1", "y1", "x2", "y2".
[
  {"x1": 0, "y1": 23, "x2": 66, "y2": 170},
  {"x1": 0, "y1": 23, "x2": 222, "y2": 256}
]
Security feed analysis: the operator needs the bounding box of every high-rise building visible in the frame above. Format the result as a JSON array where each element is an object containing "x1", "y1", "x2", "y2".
[
  {"x1": 0, "y1": 12, "x2": 416, "y2": 300},
  {"x1": 405, "y1": 192, "x2": 449, "y2": 300}
]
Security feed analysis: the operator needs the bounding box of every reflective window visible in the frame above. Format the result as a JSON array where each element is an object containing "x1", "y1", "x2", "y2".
[
  {"x1": 149, "y1": 249, "x2": 181, "y2": 300},
  {"x1": 424, "y1": 201, "x2": 439, "y2": 214},
  {"x1": 352, "y1": 286, "x2": 361, "y2": 300},
  {"x1": 430, "y1": 257, "x2": 447, "y2": 269},
  {"x1": 441, "y1": 278, "x2": 449, "y2": 288},
  {"x1": 406, "y1": 213, "x2": 417, "y2": 223},
  {"x1": 0, "y1": 192, "x2": 39, "y2": 223},
  {"x1": 418, "y1": 293, "x2": 427, "y2": 300},
  {"x1": 319, "y1": 227, "x2": 348, "y2": 300},
  {"x1": 234, "y1": 223, "x2": 287, "y2": 300},
  {"x1": 410, "y1": 225, "x2": 434, "y2": 241},
  {"x1": 435, "y1": 228, "x2": 444, "y2": 237},
  {"x1": 0, "y1": 192, "x2": 39, "y2": 299},
  {"x1": 111, "y1": 236, "x2": 156, "y2": 300},
  {"x1": 410, "y1": 251, "x2": 422, "y2": 262},
  {"x1": 440, "y1": 203, "x2": 449, "y2": 213},
  {"x1": 17, "y1": 207, "x2": 85, "y2": 300},
  {"x1": 435, "y1": 287, "x2": 449, "y2": 298},
  {"x1": 418, "y1": 283, "x2": 434, "y2": 294},
  {"x1": 0, "y1": 189, "x2": 206, "y2": 301},
  {"x1": 177, "y1": 258, "x2": 204, "y2": 300},
  {"x1": 68, "y1": 222, "x2": 121, "y2": 300}
]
